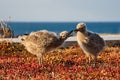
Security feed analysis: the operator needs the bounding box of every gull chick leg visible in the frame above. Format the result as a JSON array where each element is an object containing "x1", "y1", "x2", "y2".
[
  {"x1": 94, "y1": 56, "x2": 97, "y2": 67},
  {"x1": 37, "y1": 53, "x2": 43, "y2": 65}
]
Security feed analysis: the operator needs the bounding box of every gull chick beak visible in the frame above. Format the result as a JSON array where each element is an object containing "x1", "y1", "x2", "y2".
[{"x1": 73, "y1": 29, "x2": 79, "y2": 32}]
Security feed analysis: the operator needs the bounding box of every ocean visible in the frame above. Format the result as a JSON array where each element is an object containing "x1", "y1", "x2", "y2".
[{"x1": 9, "y1": 22, "x2": 120, "y2": 37}]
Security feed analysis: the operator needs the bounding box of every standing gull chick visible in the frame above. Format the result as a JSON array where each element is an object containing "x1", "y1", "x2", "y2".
[
  {"x1": 74, "y1": 23, "x2": 105, "y2": 66},
  {"x1": 18, "y1": 30, "x2": 73, "y2": 64}
]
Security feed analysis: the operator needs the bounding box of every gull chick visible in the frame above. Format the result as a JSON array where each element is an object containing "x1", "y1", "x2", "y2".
[
  {"x1": 74, "y1": 23, "x2": 105, "y2": 66},
  {"x1": 18, "y1": 30, "x2": 73, "y2": 64}
]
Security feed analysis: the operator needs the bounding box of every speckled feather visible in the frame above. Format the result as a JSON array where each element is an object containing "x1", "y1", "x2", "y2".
[
  {"x1": 75, "y1": 23, "x2": 106, "y2": 66},
  {"x1": 82, "y1": 31, "x2": 105, "y2": 56},
  {"x1": 18, "y1": 30, "x2": 73, "y2": 64},
  {"x1": 22, "y1": 30, "x2": 64, "y2": 54}
]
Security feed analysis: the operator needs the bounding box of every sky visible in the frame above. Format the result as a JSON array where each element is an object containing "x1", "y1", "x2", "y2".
[{"x1": 0, "y1": 0, "x2": 120, "y2": 22}]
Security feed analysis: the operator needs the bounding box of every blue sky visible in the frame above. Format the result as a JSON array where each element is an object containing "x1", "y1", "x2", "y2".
[{"x1": 0, "y1": 0, "x2": 120, "y2": 22}]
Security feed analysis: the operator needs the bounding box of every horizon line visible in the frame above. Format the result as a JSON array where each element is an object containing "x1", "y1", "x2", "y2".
[{"x1": 6, "y1": 21, "x2": 120, "y2": 23}]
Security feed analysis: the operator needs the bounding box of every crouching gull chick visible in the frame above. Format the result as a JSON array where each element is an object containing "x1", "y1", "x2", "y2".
[
  {"x1": 18, "y1": 30, "x2": 73, "y2": 64},
  {"x1": 74, "y1": 23, "x2": 105, "y2": 66}
]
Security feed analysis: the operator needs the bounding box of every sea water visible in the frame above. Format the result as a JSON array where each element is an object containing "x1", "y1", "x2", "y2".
[{"x1": 9, "y1": 22, "x2": 120, "y2": 37}]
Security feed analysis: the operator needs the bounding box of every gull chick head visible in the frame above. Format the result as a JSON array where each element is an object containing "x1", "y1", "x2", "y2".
[
  {"x1": 59, "y1": 31, "x2": 68, "y2": 39},
  {"x1": 75, "y1": 23, "x2": 87, "y2": 33}
]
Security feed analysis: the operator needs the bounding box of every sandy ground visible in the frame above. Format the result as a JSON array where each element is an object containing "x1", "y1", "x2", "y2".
[
  {"x1": 0, "y1": 34, "x2": 120, "y2": 42},
  {"x1": 0, "y1": 34, "x2": 120, "y2": 47}
]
